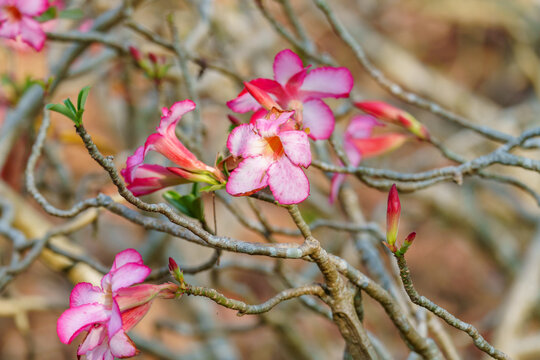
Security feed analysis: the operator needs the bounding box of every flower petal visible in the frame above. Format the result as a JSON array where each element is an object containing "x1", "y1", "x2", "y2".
[
  {"x1": 17, "y1": 0, "x2": 49, "y2": 16},
  {"x1": 0, "y1": 20, "x2": 20, "y2": 40},
  {"x1": 84, "y1": 342, "x2": 109, "y2": 360},
  {"x1": 329, "y1": 173, "x2": 346, "y2": 204},
  {"x1": 351, "y1": 133, "x2": 408, "y2": 158},
  {"x1": 112, "y1": 249, "x2": 144, "y2": 270},
  {"x1": 226, "y1": 123, "x2": 264, "y2": 158},
  {"x1": 77, "y1": 325, "x2": 106, "y2": 355},
  {"x1": 255, "y1": 110, "x2": 294, "y2": 138},
  {"x1": 70, "y1": 283, "x2": 104, "y2": 307},
  {"x1": 19, "y1": 17, "x2": 45, "y2": 51},
  {"x1": 279, "y1": 130, "x2": 311, "y2": 167},
  {"x1": 345, "y1": 115, "x2": 381, "y2": 139},
  {"x1": 227, "y1": 78, "x2": 285, "y2": 113},
  {"x1": 299, "y1": 67, "x2": 353, "y2": 99},
  {"x1": 302, "y1": 99, "x2": 335, "y2": 140},
  {"x1": 120, "y1": 302, "x2": 151, "y2": 332},
  {"x1": 122, "y1": 163, "x2": 188, "y2": 196},
  {"x1": 57, "y1": 303, "x2": 109, "y2": 344},
  {"x1": 109, "y1": 330, "x2": 138, "y2": 358},
  {"x1": 157, "y1": 100, "x2": 196, "y2": 136},
  {"x1": 107, "y1": 299, "x2": 122, "y2": 338},
  {"x1": 273, "y1": 49, "x2": 305, "y2": 86},
  {"x1": 267, "y1": 156, "x2": 309, "y2": 204},
  {"x1": 109, "y1": 263, "x2": 151, "y2": 292},
  {"x1": 226, "y1": 156, "x2": 272, "y2": 196}
]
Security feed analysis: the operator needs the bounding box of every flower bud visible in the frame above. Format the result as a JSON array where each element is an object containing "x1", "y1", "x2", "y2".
[
  {"x1": 386, "y1": 184, "x2": 401, "y2": 247},
  {"x1": 355, "y1": 101, "x2": 430, "y2": 140},
  {"x1": 129, "y1": 46, "x2": 142, "y2": 62},
  {"x1": 168, "y1": 257, "x2": 184, "y2": 284}
]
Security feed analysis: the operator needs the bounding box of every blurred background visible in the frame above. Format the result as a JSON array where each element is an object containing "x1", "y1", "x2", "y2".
[{"x1": 0, "y1": 0, "x2": 539, "y2": 359}]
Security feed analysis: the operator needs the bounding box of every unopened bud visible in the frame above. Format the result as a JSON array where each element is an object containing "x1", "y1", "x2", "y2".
[
  {"x1": 129, "y1": 46, "x2": 142, "y2": 62},
  {"x1": 355, "y1": 101, "x2": 430, "y2": 140},
  {"x1": 168, "y1": 257, "x2": 184, "y2": 284},
  {"x1": 148, "y1": 52, "x2": 159, "y2": 64},
  {"x1": 386, "y1": 184, "x2": 401, "y2": 247}
]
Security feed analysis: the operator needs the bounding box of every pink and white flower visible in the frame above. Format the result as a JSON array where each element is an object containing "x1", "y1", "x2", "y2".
[
  {"x1": 329, "y1": 115, "x2": 408, "y2": 203},
  {"x1": 227, "y1": 49, "x2": 353, "y2": 140},
  {"x1": 226, "y1": 109, "x2": 311, "y2": 205},
  {"x1": 121, "y1": 100, "x2": 225, "y2": 196},
  {"x1": 57, "y1": 249, "x2": 179, "y2": 360},
  {"x1": 0, "y1": 0, "x2": 49, "y2": 51}
]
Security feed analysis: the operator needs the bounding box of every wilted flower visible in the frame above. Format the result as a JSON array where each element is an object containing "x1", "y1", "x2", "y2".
[
  {"x1": 226, "y1": 109, "x2": 311, "y2": 205},
  {"x1": 57, "y1": 249, "x2": 179, "y2": 360},
  {"x1": 355, "y1": 101, "x2": 429, "y2": 140},
  {"x1": 121, "y1": 100, "x2": 225, "y2": 196},
  {"x1": 227, "y1": 49, "x2": 353, "y2": 140},
  {"x1": 329, "y1": 115, "x2": 408, "y2": 203},
  {"x1": 0, "y1": 0, "x2": 50, "y2": 51}
]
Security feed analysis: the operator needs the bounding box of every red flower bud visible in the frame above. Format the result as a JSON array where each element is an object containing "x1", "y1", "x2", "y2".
[
  {"x1": 148, "y1": 52, "x2": 159, "y2": 64},
  {"x1": 129, "y1": 46, "x2": 142, "y2": 62},
  {"x1": 386, "y1": 184, "x2": 401, "y2": 247},
  {"x1": 168, "y1": 257, "x2": 178, "y2": 273}
]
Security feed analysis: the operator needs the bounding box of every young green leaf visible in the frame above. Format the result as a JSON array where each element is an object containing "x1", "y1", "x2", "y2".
[
  {"x1": 77, "y1": 86, "x2": 91, "y2": 111},
  {"x1": 63, "y1": 98, "x2": 77, "y2": 115},
  {"x1": 45, "y1": 103, "x2": 77, "y2": 122}
]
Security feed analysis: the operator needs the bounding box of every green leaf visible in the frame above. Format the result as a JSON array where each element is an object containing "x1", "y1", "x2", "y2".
[
  {"x1": 35, "y1": 7, "x2": 57, "y2": 22},
  {"x1": 63, "y1": 98, "x2": 77, "y2": 114},
  {"x1": 46, "y1": 103, "x2": 78, "y2": 122},
  {"x1": 163, "y1": 190, "x2": 204, "y2": 221},
  {"x1": 58, "y1": 9, "x2": 84, "y2": 20},
  {"x1": 199, "y1": 183, "x2": 226, "y2": 193},
  {"x1": 77, "y1": 86, "x2": 91, "y2": 111}
]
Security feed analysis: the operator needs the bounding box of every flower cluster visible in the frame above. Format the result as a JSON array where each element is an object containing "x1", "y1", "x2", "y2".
[
  {"x1": 57, "y1": 249, "x2": 179, "y2": 360},
  {"x1": 118, "y1": 49, "x2": 428, "y2": 206},
  {"x1": 0, "y1": 0, "x2": 50, "y2": 51}
]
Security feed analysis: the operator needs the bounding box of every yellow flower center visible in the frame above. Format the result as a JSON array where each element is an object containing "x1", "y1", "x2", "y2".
[{"x1": 264, "y1": 136, "x2": 284, "y2": 159}]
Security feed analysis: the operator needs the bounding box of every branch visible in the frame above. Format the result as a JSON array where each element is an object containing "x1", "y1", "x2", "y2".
[
  {"x1": 395, "y1": 255, "x2": 509, "y2": 359},
  {"x1": 184, "y1": 284, "x2": 326, "y2": 315}
]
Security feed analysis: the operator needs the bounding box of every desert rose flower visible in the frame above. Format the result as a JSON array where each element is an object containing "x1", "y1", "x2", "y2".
[
  {"x1": 354, "y1": 101, "x2": 430, "y2": 140},
  {"x1": 57, "y1": 249, "x2": 179, "y2": 360},
  {"x1": 121, "y1": 100, "x2": 225, "y2": 196},
  {"x1": 226, "y1": 109, "x2": 311, "y2": 205},
  {"x1": 329, "y1": 115, "x2": 408, "y2": 203},
  {"x1": 0, "y1": 0, "x2": 49, "y2": 51},
  {"x1": 227, "y1": 49, "x2": 353, "y2": 140}
]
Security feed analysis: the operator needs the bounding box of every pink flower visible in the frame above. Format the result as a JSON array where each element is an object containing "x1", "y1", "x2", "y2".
[
  {"x1": 226, "y1": 109, "x2": 311, "y2": 205},
  {"x1": 227, "y1": 49, "x2": 353, "y2": 140},
  {"x1": 57, "y1": 249, "x2": 178, "y2": 360},
  {"x1": 121, "y1": 100, "x2": 225, "y2": 196},
  {"x1": 329, "y1": 115, "x2": 408, "y2": 203},
  {"x1": 354, "y1": 101, "x2": 430, "y2": 140},
  {"x1": 0, "y1": 0, "x2": 49, "y2": 51}
]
